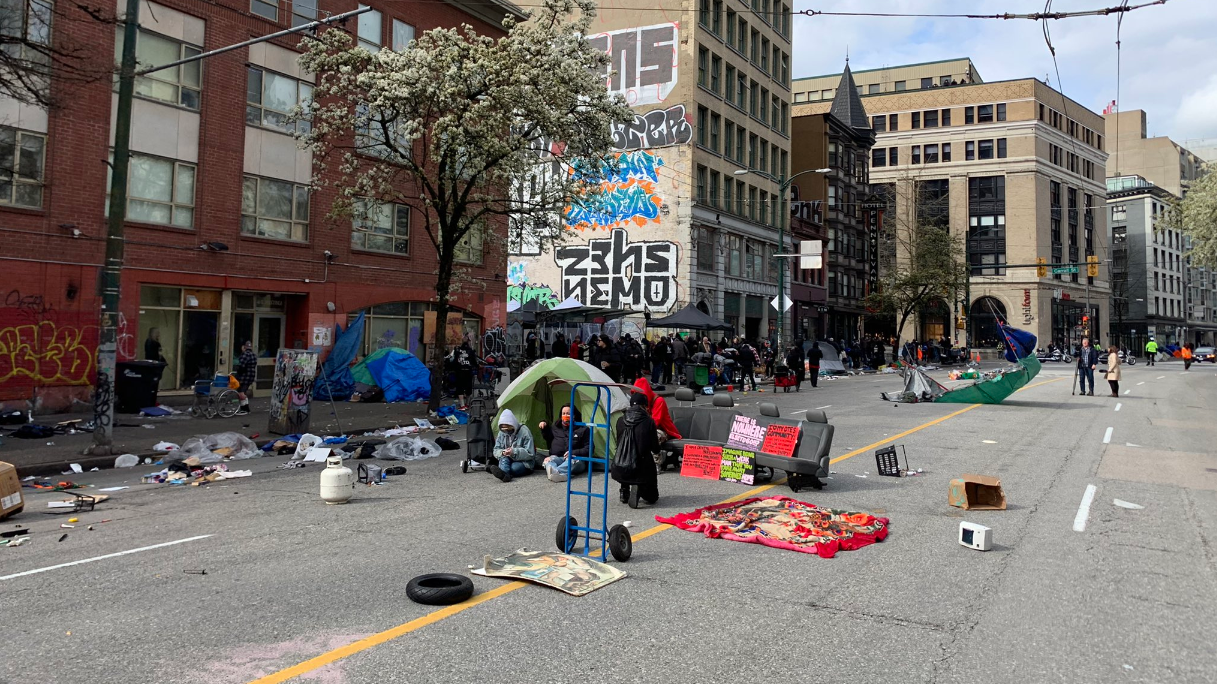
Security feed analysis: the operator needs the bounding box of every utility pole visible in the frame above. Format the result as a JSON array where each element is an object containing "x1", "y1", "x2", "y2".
[{"x1": 90, "y1": 5, "x2": 371, "y2": 455}]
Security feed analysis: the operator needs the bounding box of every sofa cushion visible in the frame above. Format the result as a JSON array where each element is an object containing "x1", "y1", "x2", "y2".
[{"x1": 669, "y1": 406, "x2": 696, "y2": 438}]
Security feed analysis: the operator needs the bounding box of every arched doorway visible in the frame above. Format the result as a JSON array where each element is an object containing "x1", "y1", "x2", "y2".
[
  {"x1": 696, "y1": 300, "x2": 712, "y2": 316},
  {"x1": 920, "y1": 298, "x2": 950, "y2": 343},
  {"x1": 970, "y1": 297, "x2": 1006, "y2": 348}
]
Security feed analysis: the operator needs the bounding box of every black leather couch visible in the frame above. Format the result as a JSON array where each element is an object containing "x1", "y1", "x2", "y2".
[{"x1": 662, "y1": 388, "x2": 834, "y2": 492}]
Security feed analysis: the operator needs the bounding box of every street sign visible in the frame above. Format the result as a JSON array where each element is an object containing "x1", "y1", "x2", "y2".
[{"x1": 1052, "y1": 266, "x2": 1079, "y2": 274}]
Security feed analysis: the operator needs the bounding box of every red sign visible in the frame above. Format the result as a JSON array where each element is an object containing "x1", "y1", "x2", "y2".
[
  {"x1": 760, "y1": 424, "x2": 800, "y2": 457},
  {"x1": 680, "y1": 444, "x2": 722, "y2": 480}
]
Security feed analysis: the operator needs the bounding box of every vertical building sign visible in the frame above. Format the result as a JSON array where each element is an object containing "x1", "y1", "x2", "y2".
[{"x1": 867, "y1": 210, "x2": 881, "y2": 295}]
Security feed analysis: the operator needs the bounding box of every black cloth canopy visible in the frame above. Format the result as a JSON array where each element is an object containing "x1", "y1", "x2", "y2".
[{"x1": 647, "y1": 304, "x2": 733, "y2": 331}]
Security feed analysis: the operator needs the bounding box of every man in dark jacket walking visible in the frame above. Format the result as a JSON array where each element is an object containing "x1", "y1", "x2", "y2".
[
  {"x1": 737, "y1": 339, "x2": 757, "y2": 390},
  {"x1": 596, "y1": 335, "x2": 623, "y2": 382},
  {"x1": 806, "y1": 340, "x2": 823, "y2": 387},
  {"x1": 786, "y1": 341, "x2": 806, "y2": 392},
  {"x1": 1076, "y1": 338, "x2": 1099, "y2": 396}
]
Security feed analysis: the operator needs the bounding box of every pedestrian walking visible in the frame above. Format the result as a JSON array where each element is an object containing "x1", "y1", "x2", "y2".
[
  {"x1": 235, "y1": 340, "x2": 257, "y2": 415},
  {"x1": 671, "y1": 333, "x2": 688, "y2": 382},
  {"x1": 1076, "y1": 338, "x2": 1099, "y2": 396},
  {"x1": 737, "y1": 339, "x2": 757, "y2": 390},
  {"x1": 1144, "y1": 338, "x2": 1158, "y2": 366},
  {"x1": 1104, "y1": 345, "x2": 1122, "y2": 397},
  {"x1": 1182, "y1": 343, "x2": 1194, "y2": 370},
  {"x1": 806, "y1": 339, "x2": 822, "y2": 387},
  {"x1": 786, "y1": 341, "x2": 806, "y2": 392}
]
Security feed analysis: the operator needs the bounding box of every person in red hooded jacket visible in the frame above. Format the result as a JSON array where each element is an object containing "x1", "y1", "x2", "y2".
[{"x1": 633, "y1": 378, "x2": 681, "y2": 462}]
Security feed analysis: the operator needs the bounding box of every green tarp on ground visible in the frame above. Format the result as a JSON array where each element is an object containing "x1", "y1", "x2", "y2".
[{"x1": 936, "y1": 355, "x2": 1042, "y2": 404}]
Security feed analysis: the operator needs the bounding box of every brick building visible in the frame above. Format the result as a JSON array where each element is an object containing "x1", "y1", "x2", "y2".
[{"x1": 0, "y1": 0, "x2": 518, "y2": 411}]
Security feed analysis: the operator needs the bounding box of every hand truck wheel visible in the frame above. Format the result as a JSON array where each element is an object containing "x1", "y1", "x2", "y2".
[
  {"x1": 608, "y1": 524, "x2": 632, "y2": 562},
  {"x1": 460, "y1": 459, "x2": 468, "y2": 473},
  {"x1": 555, "y1": 516, "x2": 578, "y2": 553}
]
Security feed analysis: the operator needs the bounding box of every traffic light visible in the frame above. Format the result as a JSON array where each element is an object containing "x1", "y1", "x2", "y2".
[
  {"x1": 1086, "y1": 254, "x2": 1099, "y2": 277},
  {"x1": 1036, "y1": 257, "x2": 1047, "y2": 278}
]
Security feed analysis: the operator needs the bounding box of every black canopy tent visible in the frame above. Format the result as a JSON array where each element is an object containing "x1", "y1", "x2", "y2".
[{"x1": 647, "y1": 303, "x2": 733, "y2": 331}]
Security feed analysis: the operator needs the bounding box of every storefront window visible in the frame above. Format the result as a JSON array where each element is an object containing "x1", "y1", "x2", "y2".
[
  {"x1": 353, "y1": 302, "x2": 482, "y2": 357},
  {"x1": 138, "y1": 286, "x2": 220, "y2": 391}
]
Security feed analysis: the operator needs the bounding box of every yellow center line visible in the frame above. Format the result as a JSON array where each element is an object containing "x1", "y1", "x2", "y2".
[{"x1": 250, "y1": 373, "x2": 1064, "y2": 683}]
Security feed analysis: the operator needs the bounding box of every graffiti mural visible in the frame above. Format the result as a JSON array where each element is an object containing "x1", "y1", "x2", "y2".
[
  {"x1": 0, "y1": 318, "x2": 97, "y2": 397},
  {"x1": 555, "y1": 228, "x2": 678, "y2": 311},
  {"x1": 566, "y1": 150, "x2": 665, "y2": 232},
  {"x1": 268, "y1": 349, "x2": 318, "y2": 435},
  {"x1": 611, "y1": 105, "x2": 693, "y2": 151},
  {"x1": 588, "y1": 23, "x2": 678, "y2": 106},
  {"x1": 507, "y1": 260, "x2": 563, "y2": 310}
]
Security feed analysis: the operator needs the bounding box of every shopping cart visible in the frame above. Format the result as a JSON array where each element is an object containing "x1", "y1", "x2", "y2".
[{"x1": 550, "y1": 380, "x2": 634, "y2": 563}]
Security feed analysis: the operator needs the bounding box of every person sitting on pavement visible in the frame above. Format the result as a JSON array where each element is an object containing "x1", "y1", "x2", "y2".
[
  {"x1": 490, "y1": 409, "x2": 535, "y2": 482},
  {"x1": 538, "y1": 404, "x2": 589, "y2": 483},
  {"x1": 611, "y1": 392, "x2": 660, "y2": 506}
]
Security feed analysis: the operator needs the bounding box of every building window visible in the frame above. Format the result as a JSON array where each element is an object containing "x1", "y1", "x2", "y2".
[
  {"x1": 357, "y1": 5, "x2": 382, "y2": 51},
  {"x1": 251, "y1": 0, "x2": 276, "y2": 21},
  {"x1": 241, "y1": 175, "x2": 309, "y2": 241},
  {"x1": 921, "y1": 77, "x2": 932, "y2": 89},
  {"x1": 997, "y1": 138, "x2": 1007, "y2": 158},
  {"x1": 750, "y1": 79, "x2": 759, "y2": 116},
  {"x1": 350, "y1": 198, "x2": 408, "y2": 254},
  {"x1": 780, "y1": 53, "x2": 789, "y2": 85},
  {"x1": 723, "y1": 180, "x2": 733, "y2": 214},
  {"x1": 997, "y1": 103, "x2": 1006, "y2": 121},
  {"x1": 697, "y1": 227, "x2": 716, "y2": 271},
  {"x1": 709, "y1": 112, "x2": 720, "y2": 152},
  {"x1": 1112, "y1": 205, "x2": 1126, "y2": 221},
  {"x1": 726, "y1": 9, "x2": 736, "y2": 45},
  {"x1": 827, "y1": 184, "x2": 836, "y2": 209},
  {"x1": 736, "y1": 17, "x2": 746, "y2": 52},
  {"x1": 735, "y1": 179, "x2": 745, "y2": 215},
  {"x1": 759, "y1": 87, "x2": 769, "y2": 124},
  {"x1": 872, "y1": 148, "x2": 886, "y2": 168},
  {"x1": 709, "y1": 170, "x2": 720, "y2": 208},
  {"x1": 760, "y1": 37, "x2": 769, "y2": 73},
  {"x1": 868, "y1": 84, "x2": 880, "y2": 94},
  {"x1": 780, "y1": 102, "x2": 788, "y2": 135},
  {"x1": 924, "y1": 144, "x2": 939, "y2": 163},
  {"x1": 0, "y1": 125, "x2": 45, "y2": 208},
  {"x1": 978, "y1": 139, "x2": 994, "y2": 160},
  {"x1": 894, "y1": 80, "x2": 906, "y2": 91},
  {"x1": 710, "y1": 53, "x2": 721, "y2": 94},
  {"x1": 114, "y1": 153, "x2": 195, "y2": 227},
  {"x1": 736, "y1": 72, "x2": 747, "y2": 109},
  {"x1": 392, "y1": 19, "x2": 415, "y2": 50},
  {"x1": 727, "y1": 234, "x2": 742, "y2": 275},
  {"x1": 965, "y1": 141, "x2": 975, "y2": 160},
  {"x1": 454, "y1": 225, "x2": 483, "y2": 265},
  {"x1": 735, "y1": 126, "x2": 744, "y2": 163},
  {"x1": 749, "y1": 28, "x2": 759, "y2": 62},
  {"x1": 827, "y1": 141, "x2": 837, "y2": 167},
  {"x1": 889, "y1": 147, "x2": 898, "y2": 166},
  {"x1": 291, "y1": 0, "x2": 318, "y2": 26},
  {"x1": 699, "y1": 0, "x2": 710, "y2": 25},
  {"x1": 889, "y1": 113, "x2": 898, "y2": 131},
  {"x1": 911, "y1": 145, "x2": 921, "y2": 164},
  {"x1": 872, "y1": 115, "x2": 886, "y2": 133},
  {"x1": 118, "y1": 29, "x2": 202, "y2": 109},
  {"x1": 942, "y1": 143, "x2": 951, "y2": 162},
  {"x1": 924, "y1": 109, "x2": 938, "y2": 128},
  {"x1": 711, "y1": 0, "x2": 722, "y2": 33},
  {"x1": 978, "y1": 104, "x2": 994, "y2": 123},
  {"x1": 724, "y1": 121, "x2": 735, "y2": 159},
  {"x1": 759, "y1": 141, "x2": 768, "y2": 175},
  {"x1": 969, "y1": 176, "x2": 1006, "y2": 276},
  {"x1": 696, "y1": 105, "x2": 707, "y2": 147},
  {"x1": 912, "y1": 111, "x2": 920, "y2": 129},
  {"x1": 748, "y1": 134, "x2": 757, "y2": 168},
  {"x1": 697, "y1": 46, "x2": 707, "y2": 87},
  {"x1": 725, "y1": 64, "x2": 736, "y2": 103},
  {"x1": 1, "y1": 0, "x2": 52, "y2": 64},
  {"x1": 821, "y1": 88, "x2": 832, "y2": 100},
  {"x1": 246, "y1": 67, "x2": 313, "y2": 135},
  {"x1": 696, "y1": 164, "x2": 707, "y2": 203},
  {"x1": 965, "y1": 106, "x2": 974, "y2": 124}
]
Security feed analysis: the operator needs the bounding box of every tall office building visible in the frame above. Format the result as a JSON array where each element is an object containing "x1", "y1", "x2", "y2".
[
  {"x1": 793, "y1": 60, "x2": 1109, "y2": 349},
  {"x1": 508, "y1": 0, "x2": 795, "y2": 340}
]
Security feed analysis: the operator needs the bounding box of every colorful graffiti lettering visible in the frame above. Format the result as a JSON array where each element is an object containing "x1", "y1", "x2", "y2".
[
  {"x1": 507, "y1": 261, "x2": 528, "y2": 286},
  {"x1": 566, "y1": 151, "x2": 665, "y2": 232},
  {"x1": 555, "y1": 228, "x2": 678, "y2": 311},
  {"x1": 507, "y1": 283, "x2": 562, "y2": 309},
  {"x1": 611, "y1": 105, "x2": 692, "y2": 151},
  {"x1": 588, "y1": 23, "x2": 678, "y2": 106},
  {"x1": 0, "y1": 320, "x2": 97, "y2": 389}
]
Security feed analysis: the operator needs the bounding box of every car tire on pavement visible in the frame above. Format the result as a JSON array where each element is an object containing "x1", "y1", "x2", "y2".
[{"x1": 405, "y1": 573, "x2": 475, "y2": 606}]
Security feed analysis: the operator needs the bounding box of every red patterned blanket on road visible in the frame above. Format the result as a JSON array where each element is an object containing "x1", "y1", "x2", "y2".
[{"x1": 656, "y1": 496, "x2": 889, "y2": 558}]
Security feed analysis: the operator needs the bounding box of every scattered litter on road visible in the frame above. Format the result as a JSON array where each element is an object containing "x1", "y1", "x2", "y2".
[
  {"x1": 1125, "y1": 443, "x2": 1141, "y2": 448},
  {"x1": 21, "y1": 476, "x2": 35, "y2": 481},
  {"x1": 68, "y1": 517, "x2": 78, "y2": 523},
  {"x1": 58, "y1": 533, "x2": 68, "y2": 542},
  {"x1": 114, "y1": 454, "x2": 139, "y2": 468},
  {"x1": 140, "y1": 424, "x2": 156, "y2": 429},
  {"x1": 152, "y1": 442, "x2": 179, "y2": 452},
  {"x1": 2, "y1": 536, "x2": 30, "y2": 547},
  {"x1": 1113, "y1": 499, "x2": 1144, "y2": 510},
  {"x1": 981, "y1": 440, "x2": 997, "y2": 444},
  {"x1": 959, "y1": 522, "x2": 992, "y2": 551},
  {"x1": 949, "y1": 475, "x2": 1007, "y2": 510},
  {"x1": 97, "y1": 486, "x2": 129, "y2": 492},
  {"x1": 377, "y1": 436, "x2": 443, "y2": 461},
  {"x1": 68, "y1": 463, "x2": 82, "y2": 474},
  {"x1": 60, "y1": 523, "x2": 74, "y2": 529},
  {"x1": 183, "y1": 569, "x2": 207, "y2": 575}
]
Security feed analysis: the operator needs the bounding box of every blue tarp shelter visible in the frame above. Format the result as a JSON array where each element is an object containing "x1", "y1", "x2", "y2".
[
  {"x1": 361, "y1": 347, "x2": 432, "y2": 402},
  {"x1": 314, "y1": 311, "x2": 365, "y2": 401}
]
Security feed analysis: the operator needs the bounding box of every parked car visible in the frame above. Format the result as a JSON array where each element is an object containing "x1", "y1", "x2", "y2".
[{"x1": 1194, "y1": 346, "x2": 1216, "y2": 363}]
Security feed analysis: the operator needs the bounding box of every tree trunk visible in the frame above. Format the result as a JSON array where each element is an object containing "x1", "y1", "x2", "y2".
[{"x1": 428, "y1": 264, "x2": 453, "y2": 413}]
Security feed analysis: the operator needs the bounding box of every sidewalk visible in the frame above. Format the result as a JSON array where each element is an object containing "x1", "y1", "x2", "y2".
[{"x1": 0, "y1": 394, "x2": 438, "y2": 476}]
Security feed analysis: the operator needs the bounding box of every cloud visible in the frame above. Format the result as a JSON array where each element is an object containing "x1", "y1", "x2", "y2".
[{"x1": 791, "y1": 0, "x2": 1217, "y2": 141}]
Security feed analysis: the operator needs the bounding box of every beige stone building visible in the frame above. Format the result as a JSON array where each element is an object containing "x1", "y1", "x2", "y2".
[
  {"x1": 1105, "y1": 109, "x2": 1205, "y2": 197},
  {"x1": 793, "y1": 68, "x2": 1110, "y2": 350},
  {"x1": 508, "y1": 0, "x2": 795, "y2": 342},
  {"x1": 793, "y1": 58, "x2": 982, "y2": 105}
]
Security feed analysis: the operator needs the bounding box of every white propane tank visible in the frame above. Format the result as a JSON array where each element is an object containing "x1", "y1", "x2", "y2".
[{"x1": 320, "y1": 454, "x2": 355, "y2": 504}]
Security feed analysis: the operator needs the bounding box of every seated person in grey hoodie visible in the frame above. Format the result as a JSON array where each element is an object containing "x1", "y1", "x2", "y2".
[{"x1": 491, "y1": 408, "x2": 535, "y2": 482}]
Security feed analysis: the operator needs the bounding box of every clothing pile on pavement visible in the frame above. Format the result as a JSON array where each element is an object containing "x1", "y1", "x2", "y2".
[{"x1": 141, "y1": 461, "x2": 252, "y2": 485}]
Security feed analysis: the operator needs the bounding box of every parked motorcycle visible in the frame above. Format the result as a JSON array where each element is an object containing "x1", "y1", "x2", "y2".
[
  {"x1": 1035, "y1": 347, "x2": 1073, "y2": 364},
  {"x1": 1099, "y1": 349, "x2": 1137, "y2": 366}
]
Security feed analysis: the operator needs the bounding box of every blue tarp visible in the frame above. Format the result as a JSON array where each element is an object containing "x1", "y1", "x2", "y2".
[
  {"x1": 999, "y1": 321, "x2": 1038, "y2": 363},
  {"x1": 314, "y1": 312, "x2": 365, "y2": 401},
  {"x1": 364, "y1": 348, "x2": 431, "y2": 402}
]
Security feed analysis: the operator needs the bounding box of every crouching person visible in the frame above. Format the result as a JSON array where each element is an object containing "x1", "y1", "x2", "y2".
[
  {"x1": 539, "y1": 404, "x2": 590, "y2": 483},
  {"x1": 491, "y1": 409, "x2": 534, "y2": 483},
  {"x1": 610, "y1": 393, "x2": 659, "y2": 508}
]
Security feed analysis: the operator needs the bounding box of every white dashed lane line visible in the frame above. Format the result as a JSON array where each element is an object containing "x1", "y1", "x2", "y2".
[
  {"x1": 1074, "y1": 484, "x2": 1098, "y2": 532},
  {"x1": 1115, "y1": 403, "x2": 1122, "y2": 411},
  {"x1": 1103, "y1": 427, "x2": 1114, "y2": 444}
]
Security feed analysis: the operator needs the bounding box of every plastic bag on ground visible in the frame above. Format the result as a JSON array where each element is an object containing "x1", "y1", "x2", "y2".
[
  {"x1": 153, "y1": 441, "x2": 180, "y2": 452},
  {"x1": 375, "y1": 436, "x2": 444, "y2": 461},
  {"x1": 292, "y1": 433, "x2": 322, "y2": 460},
  {"x1": 114, "y1": 453, "x2": 139, "y2": 468},
  {"x1": 178, "y1": 432, "x2": 261, "y2": 463}
]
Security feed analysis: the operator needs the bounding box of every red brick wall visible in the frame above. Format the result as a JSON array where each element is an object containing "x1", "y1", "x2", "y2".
[{"x1": 0, "y1": 0, "x2": 510, "y2": 408}]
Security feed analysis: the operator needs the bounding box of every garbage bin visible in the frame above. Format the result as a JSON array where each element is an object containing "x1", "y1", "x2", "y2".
[
  {"x1": 688, "y1": 364, "x2": 710, "y2": 388},
  {"x1": 115, "y1": 361, "x2": 166, "y2": 413}
]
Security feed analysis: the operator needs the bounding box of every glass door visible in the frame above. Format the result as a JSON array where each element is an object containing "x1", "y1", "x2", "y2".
[{"x1": 255, "y1": 314, "x2": 284, "y2": 388}]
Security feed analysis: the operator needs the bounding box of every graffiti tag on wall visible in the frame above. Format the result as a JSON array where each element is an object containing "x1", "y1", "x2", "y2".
[
  {"x1": 611, "y1": 105, "x2": 692, "y2": 151},
  {"x1": 588, "y1": 23, "x2": 678, "y2": 106},
  {"x1": 555, "y1": 228, "x2": 678, "y2": 311},
  {"x1": 507, "y1": 260, "x2": 563, "y2": 309},
  {"x1": 566, "y1": 150, "x2": 665, "y2": 232},
  {"x1": 0, "y1": 318, "x2": 97, "y2": 396}
]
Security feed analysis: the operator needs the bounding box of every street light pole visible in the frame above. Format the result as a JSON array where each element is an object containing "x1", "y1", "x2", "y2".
[
  {"x1": 734, "y1": 167, "x2": 829, "y2": 351},
  {"x1": 89, "y1": 6, "x2": 372, "y2": 455}
]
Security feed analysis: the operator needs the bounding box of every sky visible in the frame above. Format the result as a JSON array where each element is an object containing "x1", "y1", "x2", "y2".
[{"x1": 790, "y1": 0, "x2": 1217, "y2": 144}]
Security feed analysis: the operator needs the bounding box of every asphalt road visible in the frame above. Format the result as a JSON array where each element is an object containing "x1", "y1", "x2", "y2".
[{"x1": 2, "y1": 359, "x2": 1214, "y2": 684}]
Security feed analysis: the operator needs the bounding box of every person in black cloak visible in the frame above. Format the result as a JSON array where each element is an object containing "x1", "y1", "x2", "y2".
[{"x1": 611, "y1": 392, "x2": 659, "y2": 507}]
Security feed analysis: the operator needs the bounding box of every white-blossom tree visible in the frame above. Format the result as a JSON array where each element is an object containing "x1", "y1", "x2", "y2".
[
  {"x1": 1175, "y1": 165, "x2": 1217, "y2": 267},
  {"x1": 298, "y1": 0, "x2": 631, "y2": 409}
]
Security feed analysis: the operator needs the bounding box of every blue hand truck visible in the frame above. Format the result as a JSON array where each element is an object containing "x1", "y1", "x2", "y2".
[{"x1": 550, "y1": 380, "x2": 633, "y2": 562}]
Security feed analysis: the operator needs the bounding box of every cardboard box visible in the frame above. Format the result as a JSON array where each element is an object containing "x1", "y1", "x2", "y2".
[
  {"x1": 948, "y1": 474, "x2": 1007, "y2": 510},
  {"x1": 0, "y1": 461, "x2": 24, "y2": 520}
]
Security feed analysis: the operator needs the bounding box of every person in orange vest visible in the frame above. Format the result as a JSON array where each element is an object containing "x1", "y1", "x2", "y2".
[{"x1": 1182, "y1": 343, "x2": 1194, "y2": 370}]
